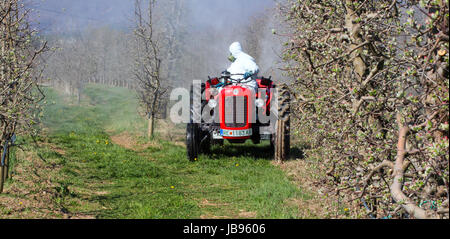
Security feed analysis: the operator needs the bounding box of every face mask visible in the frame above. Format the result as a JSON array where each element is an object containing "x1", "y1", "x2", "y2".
[{"x1": 228, "y1": 55, "x2": 236, "y2": 63}]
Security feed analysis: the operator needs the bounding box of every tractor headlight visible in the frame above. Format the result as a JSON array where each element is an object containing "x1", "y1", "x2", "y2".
[
  {"x1": 255, "y1": 99, "x2": 265, "y2": 108},
  {"x1": 208, "y1": 99, "x2": 218, "y2": 108},
  {"x1": 210, "y1": 88, "x2": 219, "y2": 96}
]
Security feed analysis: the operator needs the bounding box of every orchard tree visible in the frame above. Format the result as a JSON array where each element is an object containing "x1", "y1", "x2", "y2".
[
  {"x1": 282, "y1": 0, "x2": 448, "y2": 218},
  {"x1": 133, "y1": 0, "x2": 167, "y2": 138},
  {"x1": 0, "y1": 0, "x2": 47, "y2": 192}
]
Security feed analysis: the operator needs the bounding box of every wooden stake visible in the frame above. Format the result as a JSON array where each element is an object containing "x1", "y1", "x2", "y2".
[{"x1": 0, "y1": 149, "x2": 5, "y2": 193}]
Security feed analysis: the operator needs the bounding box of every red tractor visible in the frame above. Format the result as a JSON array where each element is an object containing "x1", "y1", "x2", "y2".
[{"x1": 186, "y1": 71, "x2": 290, "y2": 161}]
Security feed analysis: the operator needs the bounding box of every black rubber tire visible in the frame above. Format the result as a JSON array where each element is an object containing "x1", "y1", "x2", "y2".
[
  {"x1": 200, "y1": 136, "x2": 211, "y2": 154},
  {"x1": 186, "y1": 84, "x2": 201, "y2": 161},
  {"x1": 269, "y1": 134, "x2": 275, "y2": 153},
  {"x1": 187, "y1": 83, "x2": 210, "y2": 161},
  {"x1": 197, "y1": 83, "x2": 211, "y2": 154},
  {"x1": 212, "y1": 139, "x2": 224, "y2": 146},
  {"x1": 186, "y1": 123, "x2": 200, "y2": 161},
  {"x1": 274, "y1": 84, "x2": 291, "y2": 162}
]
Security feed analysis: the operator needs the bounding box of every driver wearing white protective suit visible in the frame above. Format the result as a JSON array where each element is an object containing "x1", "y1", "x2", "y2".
[{"x1": 226, "y1": 42, "x2": 259, "y2": 92}]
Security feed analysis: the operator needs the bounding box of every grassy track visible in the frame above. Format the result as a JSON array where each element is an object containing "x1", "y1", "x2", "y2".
[{"x1": 8, "y1": 84, "x2": 312, "y2": 219}]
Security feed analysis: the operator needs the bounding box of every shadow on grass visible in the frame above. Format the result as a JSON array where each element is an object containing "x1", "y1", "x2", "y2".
[
  {"x1": 210, "y1": 144, "x2": 273, "y2": 160},
  {"x1": 290, "y1": 146, "x2": 305, "y2": 160},
  {"x1": 207, "y1": 142, "x2": 305, "y2": 161}
]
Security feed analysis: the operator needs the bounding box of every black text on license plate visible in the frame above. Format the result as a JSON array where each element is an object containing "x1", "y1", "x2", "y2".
[{"x1": 220, "y1": 129, "x2": 252, "y2": 137}]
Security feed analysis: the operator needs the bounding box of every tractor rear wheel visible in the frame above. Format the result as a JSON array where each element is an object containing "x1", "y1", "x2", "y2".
[
  {"x1": 274, "y1": 84, "x2": 290, "y2": 162},
  {"x1": 212, "y1": 139, "x2": 224, "y2": 146},
  {"x1": 186, "y1": 123, "x2": 200, "y2": 161},
  {"x1": 186, "y1": 84, "x2": 202, "y2": 161}
]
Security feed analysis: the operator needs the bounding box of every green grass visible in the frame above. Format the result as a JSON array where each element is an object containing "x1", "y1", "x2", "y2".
[
  {"x1": 42, "y1": 85, "x2": 146, "y2": 135},
  {"x1": 35, "y1": 84, "x2": 310, "y2": 219}
]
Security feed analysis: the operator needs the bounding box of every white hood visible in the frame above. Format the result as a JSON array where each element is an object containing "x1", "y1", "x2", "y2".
[
  {"x1": 227, "y1": 42, "x2": 259, "y2": 80},
  {"x1": 229, "y1": 42, "x2": 255, "y2": 60},
  {"x1": 229, "y1": 42, "x2": 242, "y2": 57}
]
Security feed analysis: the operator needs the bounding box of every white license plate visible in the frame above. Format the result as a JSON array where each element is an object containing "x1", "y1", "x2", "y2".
[
  {"x1": 212, "y1": 131, "x2": 223, "y2": 139},
  {"x1": 220, "y1": 129, "x2": 253, "y2": 137}
]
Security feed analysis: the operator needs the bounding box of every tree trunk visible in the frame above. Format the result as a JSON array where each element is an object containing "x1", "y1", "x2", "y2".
[
  {"x1": 4, "y1": 147, "x2": 9, "y2": 180},
  {"x1": 345, "y1": 0, "x2": 366, "y2": 82},
  {"x1": 391, "y1": 114, "x2": 440, "y2": 219},
  {"x1": 77, "y1": 87, "x2": 81, "y2": 105},
  {"x1": 148, "y1": 114, "x2": 155, "y2": 139},
  {"x1": 0, "y1": 169, "x2": 4, "y2": 193}
]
